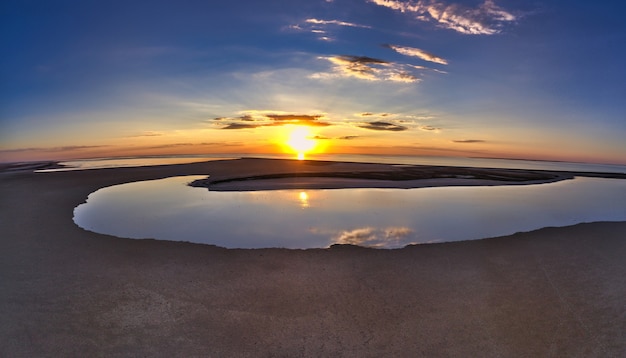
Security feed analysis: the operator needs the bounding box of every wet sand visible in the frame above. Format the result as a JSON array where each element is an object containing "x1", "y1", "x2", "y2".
[{"x1": 1, "y1": 158, "x2": 625, "y2": 357}]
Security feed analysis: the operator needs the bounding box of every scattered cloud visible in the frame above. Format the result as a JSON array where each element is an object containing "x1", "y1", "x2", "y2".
[
  {"x1": 288, "y1": 17, "x2": 371, "y2": 41},
  {"x1": 419, "y1": 125, "x2": 441, "y2": 132},
  {"x1": 222, "y1": 123, "x2": 261, "y2": 130},
  {"x1": 369, "y1": 0, "x2": 516, "y2": 35},
  {"x1": 213, "y1": 112, "x2": 333, "y2": 129},
  {"x1": 305, "y1": 18, "x2": 372, "y2": 29},
  {"x1": 125, "y1": 131, "x2": 164, "y2": 137},
  {"x1": 383, "y1": 44, "x2": 448, "y2": 65},
  {"x1": 312, "y1": 55, "x2": 420, "y2": 83},
  {"x1": 357, "y1": 112, "x2": 393, "y2": 117},
  {"x1": 453, "y1": 139, "x2": 485, "y2": 143},
  {"x1": 0, "y1": 145, "x2": 109, "y2": 155},
  {"x1": 8, "y1": 145, "x2": 109, "y2": 153},
  {"x1": 334, "y1": 226, "x2": 416, "y2": 248},
  {"x1": 143, "y1": 143, "x2": 193, "y2": 149},
  {"x1": 359, "y1": 121, "x2": 408, "y2": 131},
  {"x1": 313, "y1": 135, "x2": 360, "y2": 140}
]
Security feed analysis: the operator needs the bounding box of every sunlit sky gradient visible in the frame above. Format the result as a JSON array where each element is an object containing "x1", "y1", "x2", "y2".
[{"x1": 1, "y1": 0, "x2": 625, "y2": 163}]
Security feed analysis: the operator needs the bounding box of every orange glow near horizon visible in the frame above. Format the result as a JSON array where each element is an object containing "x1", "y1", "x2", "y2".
[{"x1": 286, "y1": 126, "x2": 318, "y2": 160}]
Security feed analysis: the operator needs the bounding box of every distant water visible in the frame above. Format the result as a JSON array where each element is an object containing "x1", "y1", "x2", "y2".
[
  {"x1": 38, "y1": 153, "x2": 626, "y2": 174},
  {"x1": 36, "y1": 155, "x2": 235, "y2": 172},
  {"x1": 74, "y1": 176, "x2": 626, "y2": 249}
]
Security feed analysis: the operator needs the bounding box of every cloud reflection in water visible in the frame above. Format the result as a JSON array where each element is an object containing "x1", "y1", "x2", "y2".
[{"x1": 73, "y1": 176, "x2": 626, "y2": 249}]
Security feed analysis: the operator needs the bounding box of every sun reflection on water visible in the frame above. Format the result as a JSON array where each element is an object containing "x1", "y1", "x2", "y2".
[{"x1": 298, "y1": 191, "x2": 310, "y2": 208}]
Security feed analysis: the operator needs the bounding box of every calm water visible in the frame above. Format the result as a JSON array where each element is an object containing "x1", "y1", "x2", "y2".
[
  {"x1": 37, "y1": 154, "x2": 626, "y2": 173},
  {"x1": 73, "y1": 176, "x2": 626, "y2": 249},
  {"x1": 36, "y1": 155, "x2": 235, "y2": 172}
]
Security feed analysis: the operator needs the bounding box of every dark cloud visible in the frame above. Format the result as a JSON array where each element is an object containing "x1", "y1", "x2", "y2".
[
  {"x1": 217, "y1": 112, "x2": 332, "y2": 129},
  {"x1": 419, "y1": 125, "x2": 441, "y2": 131},
  {"x1": 453, "y1": 139, "x2": 486, "y2": 143},
  {"x1": 222, "y1": 123, "x2": 260, "y2": 130},
  {"x1": 313, "y1": 135, "x2": 360, "y2": 140},
  {"x1": 359, "y1": 121, "x2": 408, "y2": 131},
  {"x1": 266, "y1": 114, "x2": 322, "y2": 121},
  {"x1": 340, "y1": 55, "x2": 388, "y2": 65},
  {"x1": 266, "y1": 114, "x2": 331, "y2": 126}
]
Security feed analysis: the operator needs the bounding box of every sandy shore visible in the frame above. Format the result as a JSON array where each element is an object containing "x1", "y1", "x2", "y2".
[{"x1": 1, "y1": 158, "x2": 625, "y2": 357}]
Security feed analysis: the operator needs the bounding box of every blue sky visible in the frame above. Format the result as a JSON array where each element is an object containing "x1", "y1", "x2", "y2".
[{"x1": 1, "y1": 0, "x2": 625, "y2": 163}]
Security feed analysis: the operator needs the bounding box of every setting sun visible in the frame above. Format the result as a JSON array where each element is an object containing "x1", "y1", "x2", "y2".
[{"x1": 286, "y1": 126, "x2": 317, "y2": 160}]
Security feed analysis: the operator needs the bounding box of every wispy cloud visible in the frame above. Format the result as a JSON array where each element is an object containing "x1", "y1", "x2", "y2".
[
  {"x1": 359, "y1": 121, "x2": 408, "y2": 131},
  {"x1": 369, "y1": 0, "x2": 516, "y2": 35},
  {"x1": 125, "y1": 131, "x2": 164, "y2": 138},
  {"x1": 453, "y1": 139, "x2": 485, "y2": 143},
  {"x1": 288, "y1": 17, "x2": 371, "y2": 41},
  {"x1": 0, "y1": 145, "x2": 109, "y2": 153},
  {"x1": 419, "y1": 125, "x2": 441, "y2": 132},
  {"x1": 314, "y1": 135, "x2": 360, "y2": 140},
  {"x1": 305, "y1": 18, "x2": 372, "y2": 29},
  {"x1": 312, "y1": 55, "x2": 420, "y2": 83},
  {"x1": 357, "y1": 112, "x2": 392, "y2": 117},
  {"x1": 383, "y1": 44, "x2": 448, "y2": 65},
  {"x1": 221, "y1": 123, "x2": 261, "y2": 130}
]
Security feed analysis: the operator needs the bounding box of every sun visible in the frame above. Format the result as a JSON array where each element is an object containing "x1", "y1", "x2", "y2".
[{"x1": 286, "y1": 126, "x2": 317, "y2": 160}]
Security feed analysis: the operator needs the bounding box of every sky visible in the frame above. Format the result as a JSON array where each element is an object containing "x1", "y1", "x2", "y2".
[{"x1": 1, "y1": 0, "x2": 625, "y2": 164}]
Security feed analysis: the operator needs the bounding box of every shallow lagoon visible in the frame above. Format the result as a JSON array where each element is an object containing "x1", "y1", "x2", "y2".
[{"x1": 73, "y1": 176, "x2": 626, "y2": 249}]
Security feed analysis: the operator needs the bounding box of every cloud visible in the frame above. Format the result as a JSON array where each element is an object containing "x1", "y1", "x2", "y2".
[
  {"x1": 313, "y1": 135, "x2": 360, "y2": 140},
  {"x1": 383, "y1": 44, "x2": 448, "y2": 65},
  {"x1": 359, "y1": 121, "x2": 408, "y2": 131},
  {"x1": 216, "y1": 112, "x2": 333, "y2": 129},
  {"x1": 266, "y1": 114, "x2": 322, "y2": 121},
  {"x1": 357, "y1": 112, "x2": 394, "y2": 117},
  {"x1": 221, "y1": 123, "x2": 261, "y2": 130},
  {"x1": 334, "y1": 226, "x2": 415, "y2": 248},
  {"x1": 369, "y1": 0, "x2": 516, "y2": 35},
  {"x1": 305, "y1": 18, "x2": 372, "y2": 29},
  {"x1": 0, "y1": 145, "x2": 109, "y2": 153},
  {"x1": 419, "y1": 125, "x2": 441, "y2": 131},
  {"x1": 125, "y1": 131, "x2": 164, "y2": 137},
  {"x1": 143, "y1": 143, "x2": 193, "y2": 149},
  {"x1": 312, "y1": 55, "x2": 420, "y2": 83},
  {"x1": 0, "y1": 145, "x2": 110, "y2": 154},
  {"x1": 453, "y1": 139, "x2": 485, "y2": 143},
  {"x1": 289, "y1": 17, "x2": 371, "y2": 41},
  {"x1": 266, "y1": 114, "x2": 331, "y2": 127}
]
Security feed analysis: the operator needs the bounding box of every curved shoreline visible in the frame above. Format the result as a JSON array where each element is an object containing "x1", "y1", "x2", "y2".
[{"x1": 1, "y1": 157, "x2": 625, "y2": 356}]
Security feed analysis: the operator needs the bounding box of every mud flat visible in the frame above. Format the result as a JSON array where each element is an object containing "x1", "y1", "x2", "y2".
[{"x1": 1, "y1": 158, "x2": 625, "y2": 357}]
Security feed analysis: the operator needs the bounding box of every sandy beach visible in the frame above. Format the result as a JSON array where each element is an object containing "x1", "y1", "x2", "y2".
[{"x1": 1, "y1": 158, "x2": 625, "y2": 357}]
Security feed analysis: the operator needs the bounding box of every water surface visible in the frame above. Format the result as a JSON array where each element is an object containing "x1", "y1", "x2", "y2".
[
  {"x1": 73, "y1": 176, "x2": 626, "y2": 249},
  {"x1": 37, "y1": 154, "x2": 626, "y2": 174}
]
